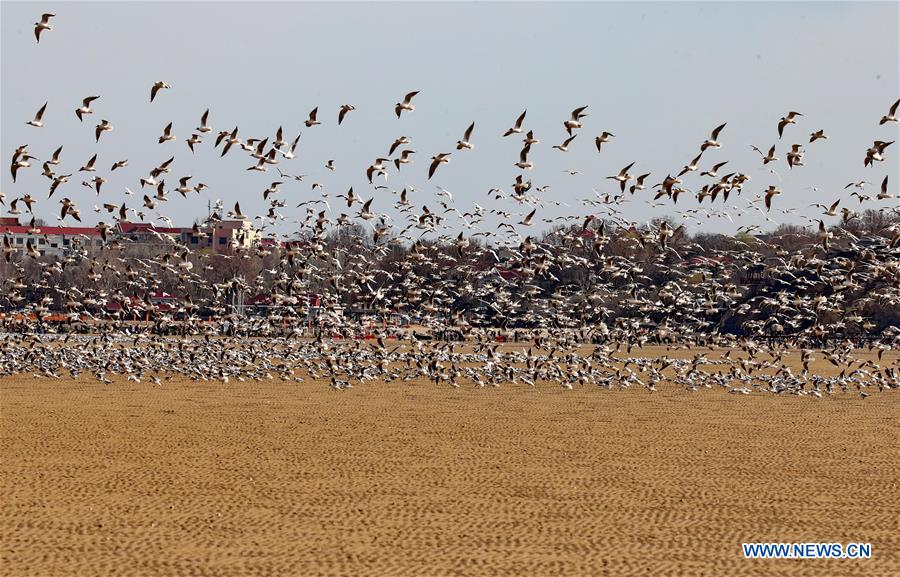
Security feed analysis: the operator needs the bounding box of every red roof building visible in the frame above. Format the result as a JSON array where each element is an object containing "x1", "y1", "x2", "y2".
[{"x1": 1, "y1": 223, "x2": 103, "y2": 257}]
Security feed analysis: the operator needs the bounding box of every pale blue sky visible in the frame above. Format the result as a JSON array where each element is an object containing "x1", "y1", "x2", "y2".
[{"x1": 2, "y1": 1, "x2": 898, "y2": 237}]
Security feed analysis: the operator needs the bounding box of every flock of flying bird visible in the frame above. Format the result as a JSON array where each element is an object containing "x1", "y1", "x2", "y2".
[{"x1": 2, "y1": 11, "x2": 899, "y2": 395}]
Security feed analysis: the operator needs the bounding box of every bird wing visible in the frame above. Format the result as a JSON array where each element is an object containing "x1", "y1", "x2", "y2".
[{"x1": 463, "y1": 122, "x2": 475, "y2": 141}]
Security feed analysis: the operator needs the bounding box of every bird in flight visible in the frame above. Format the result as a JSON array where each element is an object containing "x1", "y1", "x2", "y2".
[
  {"x1": 777, "y1": 111, "x2": 802, "y2": 138},
  {"x1": 150, "y1": 81, "x2": 170, "y2": 102},
  {"x1": 34, "y1": 13, "x2": 54, "y2": 43},
  {"x1": 395, "y1": 91, "x2": 420, "y2": 118},
  {"x1": 75, "y1": 96, "x2": 100, "y2": 122},
  {"x1": 504, "y1": 110, "x2": 527, "y2": 137},
  {"x1": 456, "y1": 122, "x2": 475, "y2": 150},
  {"x1": 428, "y1": 153, "x2": 451, "y2": 179},
  {"x1": 26, "y1": 102, "x2": 48, "y2": 127}
]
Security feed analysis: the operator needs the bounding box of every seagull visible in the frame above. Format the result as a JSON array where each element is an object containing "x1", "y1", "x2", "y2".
[
  {"x1": 700, "y1": 161, "x2": 729, "y2": 178},
  {"x1": 700, "y1": 123, "x2": 726, "y2": 151},
  {"x1": 79, "y1": 154, "x2": 98, "y2": 172},
  {"x1": 175, "y1": 176, "x2": 193, "y2": 197},
  {"x1": 552, "y1": 134, "x2": 577, "y2": 152},
  {"x1": 366, "y1": 158, "x2": 390, "y2": 184},
  {"x1": 34, "y1": 13, "x2": 55, "y2": 43},
  {"x1": 810, "y1": 199, "x2": 840, "y2": 217},
  {"x1": 515, "y1": 145, "x2": 533, "y2": 169},
  {"x1": 777, "y1": 111, "x2": 802, "y2": 138},
  {"x1": 564, "y1": 106, "x2": 589, "y2": 135},
  {"x1": 817, "y1": 219, "x2": 832, "y2": 250},
  {"x1": 864, "y1": 140, "x2": 894, "y2": 167},
  {"x1": 95, "y1": 119, "x2": 113, "y2": 142},
  {"x1": 196, "y1": 109, "x2": 211, "y2": 133},
  {"x1": 150, "y1": 81, "x2": 170, "y2": 102},
  {"x1": 75, "y1": 96, "x2": 100, "y2": 122},
  {"x1": 504, "y1": 110, "x2": 527, "y2": 136},
  {"x1": 277, "y1": 133, "x2": 301, "y2": 159},
  {"x1": 786, "y1": 144, "x2": 804, "y2": 169},
  {"x1": 305, "y1": 107, "x2": 320, "y2": 127},
  {"x1": 26, "y1": 102, "x2": 48, "y2": 127},
  {"x1": 877, "y1": 175, "x2": 893, "y2": 200},
  {"x1": 395, "y1": 91, "x2": 419, "y2": 118},
  {"x1": 678, "y1": 153, "x2": 703, "y2": 177},
  {"x1": 523, "y1": 130, "x2": 539, "y2": 146},
  {"x1": 338, "y1": 104, "x2": 356, "y2": 125},
  {"x1": 110, "y1": 159, "x2": 127, "y2": 171},
  {"x1": 394, "y1": 149, "x2": 415, "y2": 170},
  {"x1": 47, "y1": 146, "x2": 63, "y2": 165},
  {"x1": 764, "y1": 185, "x2": 781, "y2": 211},
  {"x1": 594, "y1": 132, "x2": 614, "y2": 152},
  {"x1": 359, "y1": 198, "x2": 375, "y2": 220},
  {"x1": 158, "y1": 122, "x2": 176, "y2": 144},
  {"x1": 229, "y1": 202, "x2": 245, "y2": 219},
  {"x1": 389, "y1": 136, "x2": 411, "y2": 155},
  {"x1": 879, "y1": 98, "x2": 899, "y2": 125},
  {"x1": 629, "y1": 173, "x2": 651, "y2": 194},
  {"x1": 749, "y1": 144, "x2": 779, "y2": 165},
  {"x1": 428, "y1": 153, "x2": 451, "y2": 179},
  {"x1": 186, "y1": 133, "x2": 203, "y2": 152},
  {"x1": 809, "y1": 129, "x2": 828, "y2": 143},
  {"x1": 519, "y1": 208, "x2": 536, "y2": 226},
  {"x1": 456, "y1": 122, "x2": 475, "y2": 150},
  {"x1": 59, "y1": 197, "x2": 81, "y2": 222},
  {"x1": 607, "y1": 162, "x2": 636, "y2": 192}
]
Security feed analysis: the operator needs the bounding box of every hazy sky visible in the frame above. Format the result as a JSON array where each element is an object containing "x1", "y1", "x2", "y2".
[{"x1": 2, "y1": 1, "x2": 898, "y2": 238}]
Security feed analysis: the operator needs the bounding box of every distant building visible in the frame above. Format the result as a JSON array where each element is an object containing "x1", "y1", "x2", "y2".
[
  {"x1": 3, "y1": 215, "x2": 260, "y2": 258},
  {"x1": 1, "y1": 218, "x2": 103, "y2": 257},
  {"x1": 183, "y1": 214, "x2": 259, "y2": 253}
]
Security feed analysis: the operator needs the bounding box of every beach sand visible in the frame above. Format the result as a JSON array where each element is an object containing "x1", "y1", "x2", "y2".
[{"x1": 2, "y1": 350, "x2": 898, "y2": 576}]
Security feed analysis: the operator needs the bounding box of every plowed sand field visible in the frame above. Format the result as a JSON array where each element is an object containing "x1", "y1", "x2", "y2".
[{"x1": 2, "y1": 349, "x2": 898, "y2": 576}]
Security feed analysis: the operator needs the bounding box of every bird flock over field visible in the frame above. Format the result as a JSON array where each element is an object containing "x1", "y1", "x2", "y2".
[{"x1": 2, "y1": 12, "x2": 899, "y2": 395}]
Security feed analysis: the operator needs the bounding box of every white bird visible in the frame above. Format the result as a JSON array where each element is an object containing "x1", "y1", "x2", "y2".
[
  {"x1": 564, "y1": 106, "x2": 589, "y2": 135},
  {"x1": 75, "y1": 95, "x2": 100, "y2": 122},
  {"x1": 778, "y1": 111, "x2": 802, "y2": 138},
  {"x1": 552, "y1": 134, "x2": 577, "y2": 152},
  {"x1": 456, "y1": 122, "x2": 475, "y2": 150},
  {"x1": 150, "y1": 81, "x2": 170, "y2": 103},
  {"x1": 519, "y1": 208, "x2": 536, "y2": 226},
  {"x1": 338, "y1": 104, "x2": 356, "y2": 125},
  {"x1": 700, "y1": 123, "x2": 726, "y2": 151},
  {"x1": 877, "y1": 176, "x2": 892, "y2": 200},
  {"x1": 879, "y1": 98, "x2": 899, "y2": 125},
  {"x1": 34, "y1": 13, "x2": 55, "y2": 43},
  {"x1": 196, "y1": 109, "x2": 212, "y2": 133},
  {"x1": 594, "y1": 132, "x2": 614, "y2": 152},
  {"x1": 395, "y1": 91, "x2": 419, "y2": 118},
  {"x1": 26, "y1": 102, "x2": 48, "y2": 127},
  {"x1": 304, "y1": 107, "x2": 320, "y2": 127},
  {"x1": 428, "y1": 153, "x2": 451, "y2": 179},
  {"x1": 95, "y1": 119, "x2": 113, "y2": 142},
  {"x1": 504, "y1": 110, "x2": 527, "y2": 136},
  {"x1": 158, "y1": 122, "x2": 176, "y2": 144}
]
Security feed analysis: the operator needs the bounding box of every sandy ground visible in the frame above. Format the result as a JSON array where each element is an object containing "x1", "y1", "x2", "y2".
[{"x1": 2, "y1": 353, "x2": 898, "y2": 576}]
